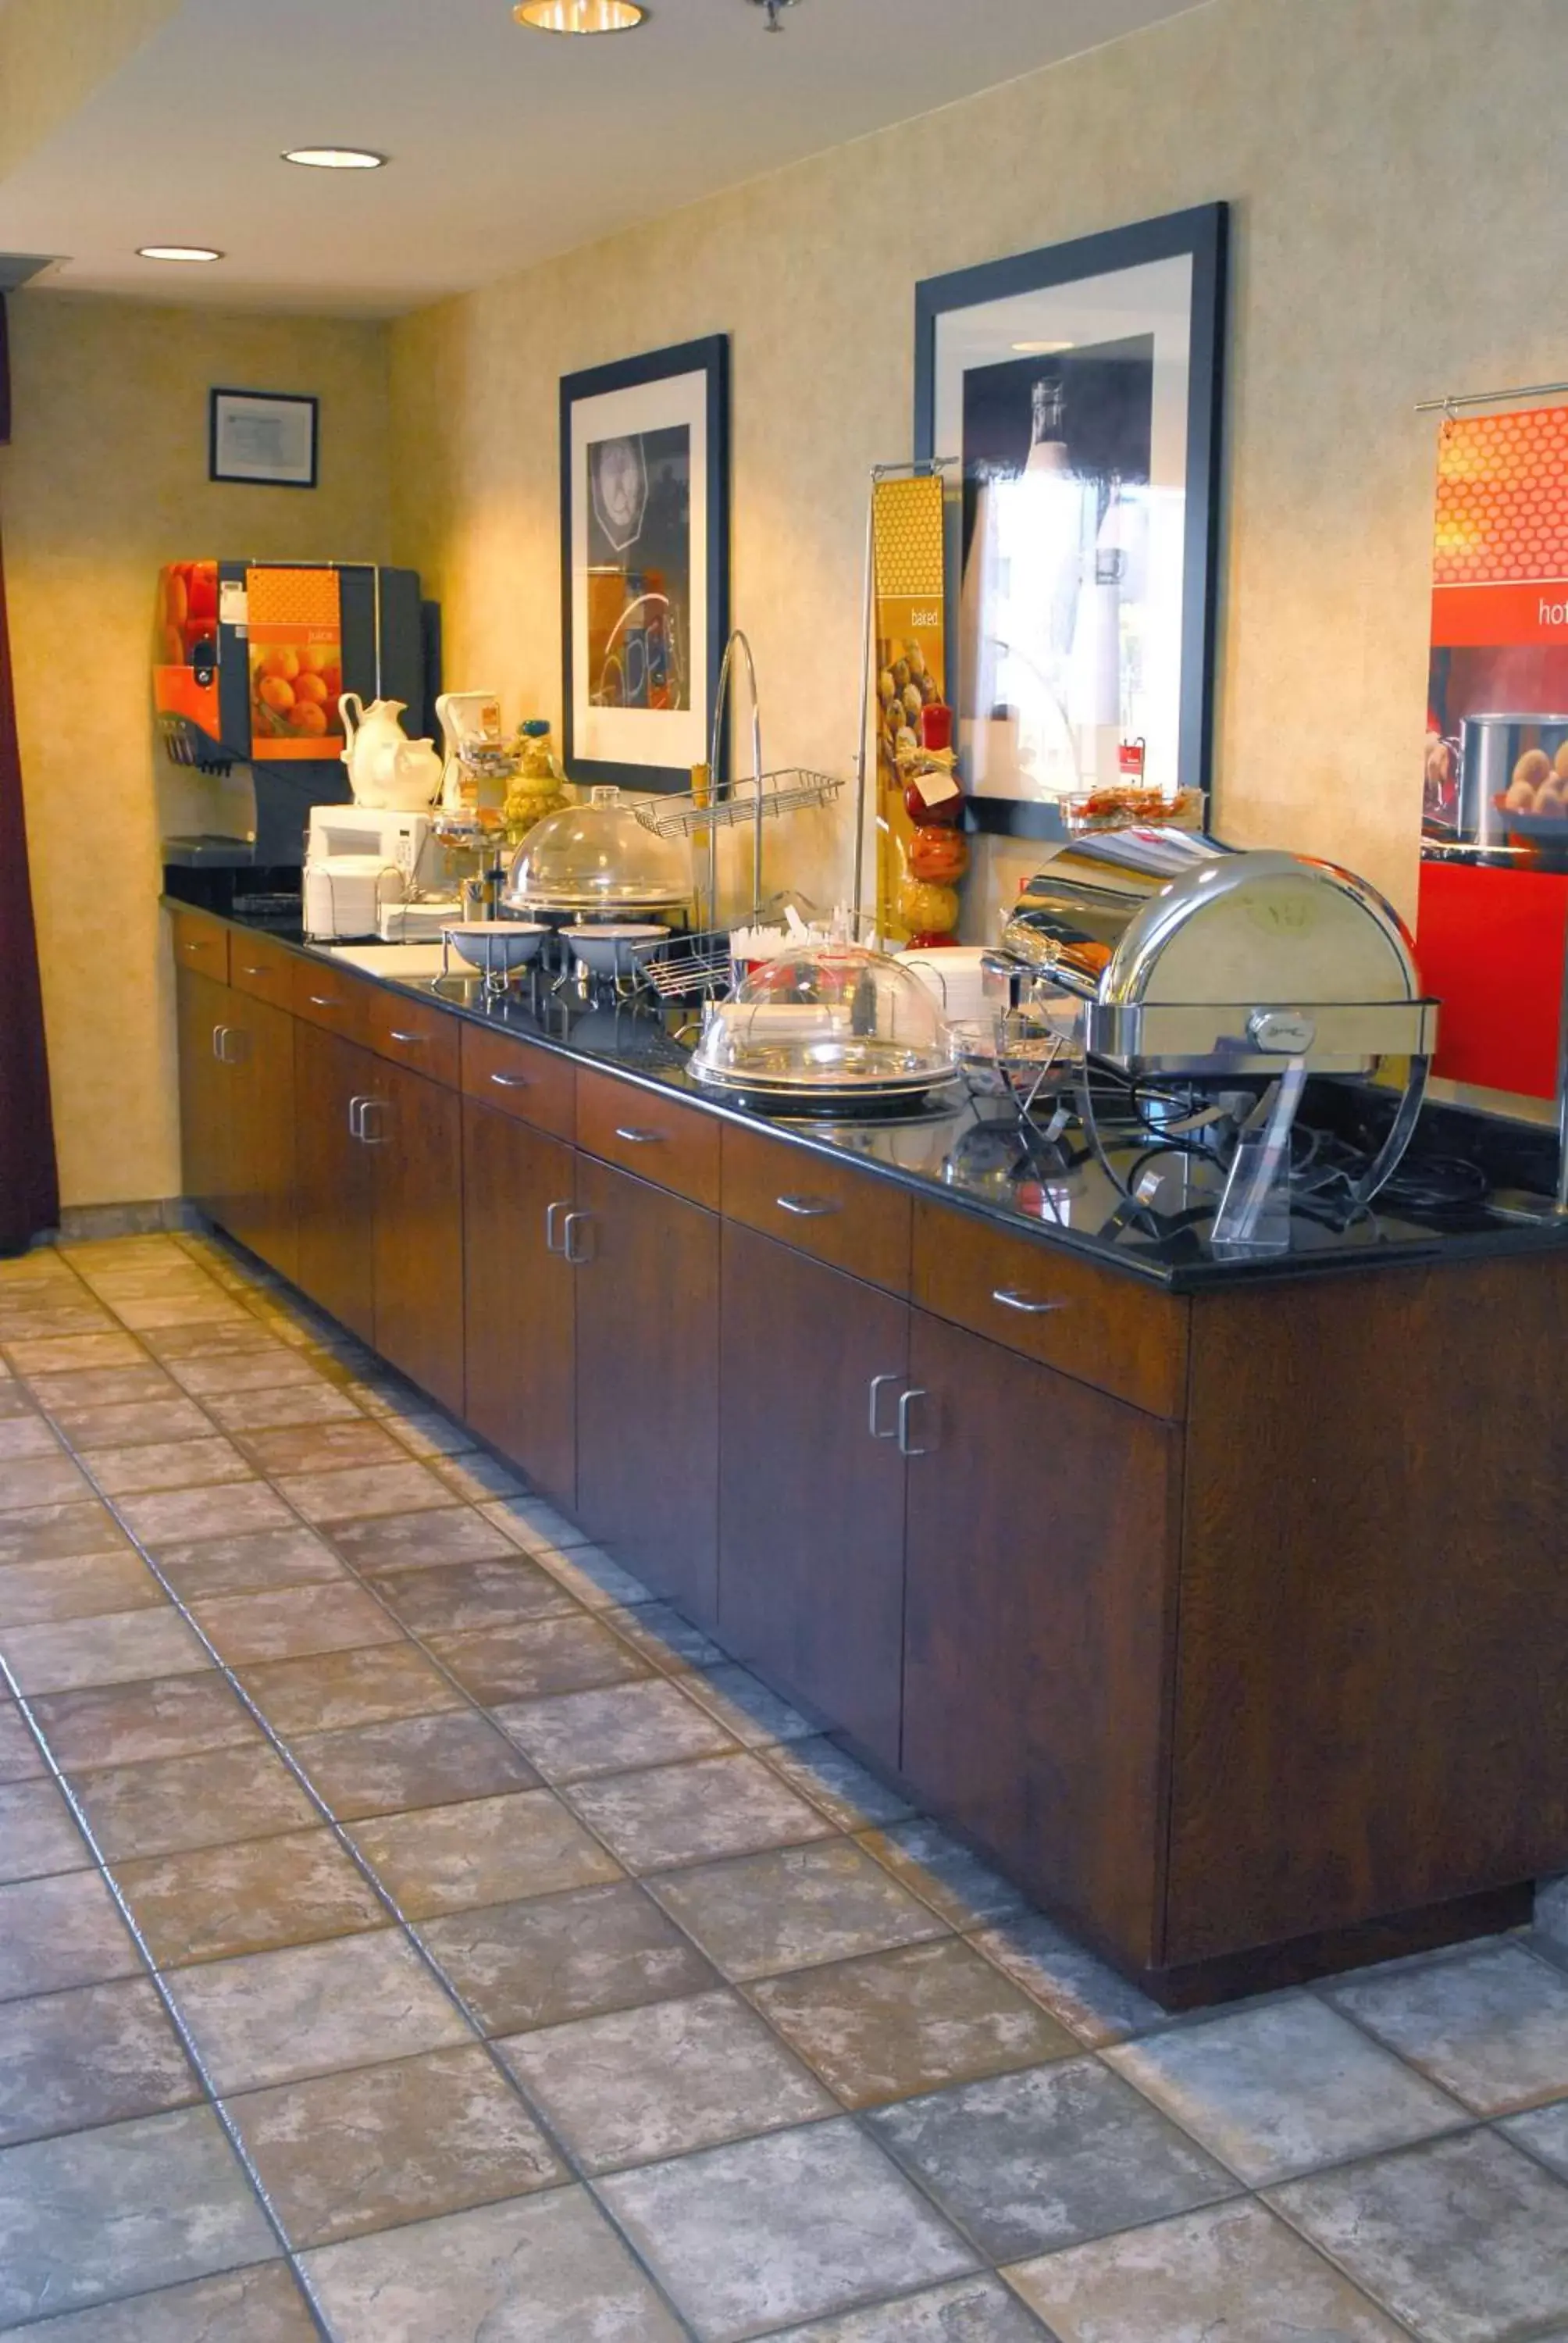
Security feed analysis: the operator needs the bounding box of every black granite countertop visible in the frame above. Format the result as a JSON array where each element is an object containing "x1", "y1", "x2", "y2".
[{"x1": 176, "y1": 897, "x2": 1568, "y2": 1294}]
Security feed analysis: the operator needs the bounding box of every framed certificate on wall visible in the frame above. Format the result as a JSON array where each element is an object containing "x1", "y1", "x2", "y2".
[{"x1": 209, "y1": 387, "x2": 319, "y2": 490}]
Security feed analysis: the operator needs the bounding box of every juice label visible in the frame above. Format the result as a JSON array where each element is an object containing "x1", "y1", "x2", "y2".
[{"x1": 247, "y1": 567, "x2": 344, "y2": 761}]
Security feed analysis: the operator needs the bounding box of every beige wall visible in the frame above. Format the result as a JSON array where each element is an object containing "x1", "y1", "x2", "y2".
[
  {"x1": 390, "y1": 0, "x2": 1568, "y2": 930},
  {"x1": 2, "y1": 295, "x2": 391, "y2": 1207}
]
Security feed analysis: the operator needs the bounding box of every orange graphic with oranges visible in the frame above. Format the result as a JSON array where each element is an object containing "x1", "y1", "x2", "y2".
[{"x1": 248, "y1": 567, "x2": 345, "y2": 761}]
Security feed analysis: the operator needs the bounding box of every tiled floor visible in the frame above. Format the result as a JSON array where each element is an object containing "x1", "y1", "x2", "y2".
[{"x1": 2, "y1": 1238, "x2": 1568, "y2": 2340}]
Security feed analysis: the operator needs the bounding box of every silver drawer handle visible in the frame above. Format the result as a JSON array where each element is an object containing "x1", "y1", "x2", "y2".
[
  {"x1": 868, "y1": 1372, "x2": 903, "y2": 1440},
  {"x1": 307, "y1": 995, "x2": 340, "y2": 1010},
  {"x1": 992, "y1": 1287, "x2": 1064, "y2": 1316},
  {"x1": 181, "y1": 940, "x2": 204, "y2": 954},
  {"x1": 897, "y1": 1385, "x2": 931, "y2": 1459},
  {"x1": 777, "y1": 1195, "x2": 840, "y2": 1219},
  {"x1": 241, "y1": 965, "x2": 265, "y2": 978},
  {"x1": 490, "y1": 1072, "x2": 531, "y2": 1089},
  {"x1": 387, "y1": 1029, "x2": 426, "y2": 1047},
  {"x1": 614, "y1": 1126, "x2": 663, "y2": 1146}
]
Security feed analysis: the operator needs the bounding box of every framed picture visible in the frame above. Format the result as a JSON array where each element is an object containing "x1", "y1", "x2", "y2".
[
  {"x1": 915, "y1": 203, "x2": 1228, "y2": 836},
  {"x1": 561, "y1": 334, "x2": 730, "y2": 794},
  {"x1": 209, "y1": 387, "x2": 319, "y2": 490}
]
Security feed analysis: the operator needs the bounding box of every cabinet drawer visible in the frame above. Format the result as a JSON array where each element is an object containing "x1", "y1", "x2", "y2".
[
  {"x1": 461, "y1": 1024, "x2": 576, "y2": 1141},
  {"x1": 169, "y1": 908, "x2": 229, "y2": 986},
  {"x1": 912, "y1": 1198, "x2": 1189, "y2": 1420},
  {"x1": 367, "y1": 987, "x2": 461, "y2": 1089},
  {"x1": 229, "y1": 929, "x2": 296, "y2": 1010},
  {"x1": 291, "y1": 957, "x2": 371, "y2": 1045},
  {"x1": 722, "y1": 1123, "x2": 911, "y2": 1297},
  {"x1": 576, "y1": 1065, "x2": 720, "y2": 1209}
]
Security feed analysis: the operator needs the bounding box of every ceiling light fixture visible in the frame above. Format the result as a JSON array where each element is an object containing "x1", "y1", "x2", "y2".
[
  {"x1": 514, "y1": 1, "x2": 646, "y2": 30},
  {"x1": 750, "y1": 0, "x2": 800, "y2": 26},
  {"x1": 283, "y1": 147, "x2": 387, "y2": 169},
  {"x1": 137, "y1": 244, "x2": 223, "y2": 262}
]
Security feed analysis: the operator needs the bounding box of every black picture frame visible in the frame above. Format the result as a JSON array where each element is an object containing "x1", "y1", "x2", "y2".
[
  {"x1": 208, "y1": 387, "x2": 319, "y2": 490},
  {"x1": 914, "y1": 202, "x2": 1228, "y2": 839},
  {"x1": 560, "y1": 334, "x2": 730, "y2": 796}
]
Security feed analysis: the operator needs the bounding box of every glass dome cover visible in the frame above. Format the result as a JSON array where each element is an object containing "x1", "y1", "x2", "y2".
[
  {"x1": 503, "y1": 785, "x2": 690, "y2": 912},
  {"x1": 691, "y1": 943, "x2": 956, "y2": 1099}
]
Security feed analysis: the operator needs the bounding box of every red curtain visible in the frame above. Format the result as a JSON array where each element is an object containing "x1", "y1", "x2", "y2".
[{"x1": 0, "y1": 294, "x2": 61, "y2": 1254}]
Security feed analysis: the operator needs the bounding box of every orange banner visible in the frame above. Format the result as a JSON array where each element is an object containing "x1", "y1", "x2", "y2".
[{"x1": 248, "y1": 566, "x2": 344, "y2": 762}]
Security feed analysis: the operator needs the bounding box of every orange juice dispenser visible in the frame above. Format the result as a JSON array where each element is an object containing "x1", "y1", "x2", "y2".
[{"x1": 155, "y1": 560, "x2": 437, "y2": 893}]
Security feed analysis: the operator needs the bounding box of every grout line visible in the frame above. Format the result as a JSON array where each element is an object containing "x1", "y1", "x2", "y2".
[{"x1": 0, "y1": 1651, "x2": 337, "y2": 2343}]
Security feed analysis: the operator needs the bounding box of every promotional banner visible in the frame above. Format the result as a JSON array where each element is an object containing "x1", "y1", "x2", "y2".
[
  {"x1": 247, "y1": 565, "x2": 344, "y2": 762},
  {"x1": 1419, "y1": 406, "x2": 1568, "y2": 1097},
  {"x1": 871, "y1": 473, "x2": 950, "y2": 941}
]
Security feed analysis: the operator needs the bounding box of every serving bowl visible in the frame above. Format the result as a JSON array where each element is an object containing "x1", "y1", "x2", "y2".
[
  {"x1": 569, "y1": 924, "x2": 670, "y2": 980},
  {"x1": 442, "y1": 922, "x2": 550, "y2": 987}
]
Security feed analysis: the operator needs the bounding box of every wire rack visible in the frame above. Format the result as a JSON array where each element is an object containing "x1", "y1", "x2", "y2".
[
  {"x1": 633, "y1": 768, "x2": 843, "y2": 840},
  {"x1": 635, "y1": 926, "x2": 736, "y2": 1003}
]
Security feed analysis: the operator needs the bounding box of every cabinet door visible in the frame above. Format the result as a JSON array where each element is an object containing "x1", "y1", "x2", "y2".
[
  {"x1": 226, "y1": 993, "x2": 298, "y2": 1286},
  {"x1": 573, "y1": 1156, "x2": 719, "y2": 1624},
  {"x1": 293, "y1": 1020, "x2": 376, "y2": 1343},
  {"x1": 462, "y1": 1100, "x2": 576, "y2": 1509},
  {"x1": 718, "y1": 1223, "x2": 908, "y2": 1767},
  {"x1": 368, "y1": 1058, "x2": 465, "y2": 1415},
  {"x1": 175, "y1": 968, "x2": 233, "y2": 1225},
  {"x1": 900, "y1": 1310, "x2": 1180, "y2": 1972}
]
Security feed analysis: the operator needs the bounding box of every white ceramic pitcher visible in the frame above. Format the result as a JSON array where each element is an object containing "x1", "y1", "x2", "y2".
[{"x1": 340, "y1": 695, "x2": 443, "y2": 811}]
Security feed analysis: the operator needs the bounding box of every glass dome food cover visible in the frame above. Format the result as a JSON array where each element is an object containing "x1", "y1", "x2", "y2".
[
  {"x1": 690, "y1": 943, "x2": 956, "y2": 1101},
  {"x1": 503, "y1": 785, "x2": 690, "y2": 914}
]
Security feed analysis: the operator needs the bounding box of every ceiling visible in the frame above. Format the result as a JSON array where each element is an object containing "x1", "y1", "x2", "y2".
[{"x1": 0, "y1": 0, "x2": 1203, "y2": 316}]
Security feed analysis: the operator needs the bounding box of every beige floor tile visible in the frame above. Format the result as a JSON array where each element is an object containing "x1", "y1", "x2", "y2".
[
  {"x1": 237, "y1": 1418, "x2": 410, "y2": 1477},
  {"x1": 753, "y1": 1938, "x2": 1078, "y2": 2109},
  {"x1": 148, "y1": 1323, "x2": 292, "y2": 1364},
  {"x1": 0, "y1": 2263, "x2": 321, "y2": 2340},
  {"x1": 237, "y1": 1642, "x2": 467, "y2": 1735},
  {"x1": 167, "y1": 1929, "x2": 472, "y2": 2092},
  {"x1": 0, "y1": 1977, "x2": 200, "y2": 2146},
  {"x1": 366, "y1": 1554, "x2": 578, "y2": 1637},
  {"x1": 226, "y1": 2044, "x2": 564, "y2": 2248},
  {"x1": 0, "y1": 1451, "x2": 97, "y2": 1510},
  {"x1": 0, "y1": 1870, "x2": 141, "y2": 2000},
  {"x1": 156, "y1": 1524, "x2": 347, "y2": 1601},
  {"x1": 433, "y1": 1453, "x2": 526, "y2": 1503},
  {"x1": 1327, "y1": 1941, "x2": 1568, "y2": 2116},
  {"x1": 0, "y1": 1607, "x2": 212, "y2": 1694},
  {"x1": 302, "y1": 2188, "x2": 686, "y2": 2343},
  {"x1": 382, "y1": 1410, "x2": 478, "y2": 1460},
  {"x1": 189, "y1": 1581, "x2": 404, "y2": 1665},
  {"x1": 0, "y1": 1499, "x2": 130, "y2": 1567},
  {"x1": 0, "y1": 1698, "x2": 48, "y2": 1781},
  {"x1": 0, "y1": 1778, "x2": 90, "y2": 1882},
  {"x1": 70, "y1": 1742, "x2": 320, "y2": 1861},
  {"x1": 494, "y1": 1678, "x2": 738, "y2": 1783},
  {"x1": 275, "y1": 1459, "x2": 458, "y2": 1525},
  {"x1": 290, "y1": 1710, "x2": 539, "y2": 1822},
  {"x1": 30, "y1": 1672, "x2": 262, "y2": 1770},
  {"x1": 1008, "y1": 2198, "x2": 1406, "y2": 2341},
  {"x1": 971, "y1": 1913, "x2": 1171, "y2": 2049},
  {"x1": 5, "y1": 1332, "x2": 147, "y2": 1375},
  {"x1": 112, "y1": 1826, "x2": 387, "y2": 1966},
  {"x1": 568, "y1": 1752, "x2": 836, "y2": 1874},
  {"x1": 114, "y1": 1482, "x2": 296, "y2": 1547},
  {"x1": 25, "y1": 1365, "x2": 182, "y2": 1417},
  {"x1": 48, "y1": 1397, "x2": 216, "y2": 1450},
  {"x1": 651, "y1": 1840, "x2": 950, "y2": 1983},
  {"x1": 422, "y1": 1880, "x2": 719, "y2": 2037},
  {"x1": 167, "y1": 1349, "x2": 326, "y2": 1396},
  {"x1": 352, "y1": 1787, "x2": 621, "y2": 1917},
  {"x1": 0, "y1": 1415, "x2": 65, "y2": 1459},
  {"x1": 426, "y1": 1614, "x2": 649, "y2": 1706},
  {"x1": 857, "y1": 1820, "x2": 1032, "y2": 1931},
  {"x1": 764, "y1": 1739, "x2": 915, "y2": 1833},
  {"x1": 0, "y1": 2104, "x2": 279, "y2": 2327},
  {"x1": 0, "y1": 1550, "x2": 165, "y2": 1627},
  {"x1": 109, "y1": 1295, "x2": 254, "y2": 1333},
  {"x1": 203, "y1": 1380, "x2": 367, "y2": 1432},
  {"x1": 80, "y1": 1437, "x2": 253, "y2": 1498},
  {"x1": 330, "y1": 1505, "x2": 516, "y2": 1573},
  {"x1": 764, "y1": 2278, "x2": 1044, "y2": 2340}
]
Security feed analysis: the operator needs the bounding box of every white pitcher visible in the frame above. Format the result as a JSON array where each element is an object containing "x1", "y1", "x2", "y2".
[{"x1": 340, "y1": 695, "x2": 442, "y2": 811}]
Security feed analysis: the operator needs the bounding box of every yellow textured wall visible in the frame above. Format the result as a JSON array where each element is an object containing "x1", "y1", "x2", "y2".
[
  {"x1": 2, "y1": 295, "x2": 391, "y2": 1207},
  {"x1": 390, "y1": 0, "x2": 1568, "y2": 929}
]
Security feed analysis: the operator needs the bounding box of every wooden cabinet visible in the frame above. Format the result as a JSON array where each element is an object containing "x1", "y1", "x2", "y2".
[
  {"x1": 900, "y1": 1308, "x2": 1182, "y2": 1974},
  {"x1": 169, "y1": 908, "x2": 230, "y2": 986},
  {"x1": 223, "y1": 993, "x2": 298, "y2": 1285},
  {"x1": 718, "y1": 1223, "x2": 909, "y2": 1767},
  {"x1": 576, "y1": 1066, "x2": 721, "y2": 1207},
  {"x1": 293, "y1": 1020, "x2": 377, "y2": 1344},
  {"x1": 175, "y1": 968, "x2": 232, "y2": 1226},
  {"x1": 463, "y1": 1102, "x2": 577, "y2": 1508},
  {"x1": 572, "y1": 1155, "x2": 721, "y2": 1624},
  {"x1": 722, "y1": 1123, "x2": 912, "y2": 1296},
  {"x1": 362, "y1": 1059, "x2": 465, "y2": 1415}
]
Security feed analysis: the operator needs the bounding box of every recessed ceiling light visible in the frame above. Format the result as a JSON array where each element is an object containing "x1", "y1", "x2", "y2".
[
  {"x1": 137, "y1": 245, "x2": 223, "y2": 262},
  {"x1": 1013, "y1": 340, "x2": 1075, "y2": 355},
  {"x1": 282, "y1": 147, "x2": 387, "y2": 170},
  {"x1": 514, "y1": 1, "x2": 646, "y2": 30}
]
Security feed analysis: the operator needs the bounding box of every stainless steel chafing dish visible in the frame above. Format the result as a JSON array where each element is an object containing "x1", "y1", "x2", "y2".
[{"x1": 1003, "y1": 833, "x2": 1439, "y2": 1077}]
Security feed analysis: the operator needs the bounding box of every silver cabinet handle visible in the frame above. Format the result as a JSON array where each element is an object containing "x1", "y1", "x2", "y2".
[
  {"x1": 387, "y1": 1029, "x2": 426, "y2": 1047},
  {"x1": 561, "y1": 1210, "x2": 593, "y2": 1266},
  {"x1": 211, "y1": 1025, "x2": 228, "y2": 1061},
  {"x1": 992, "y1": 1287, "x2": 1065, "y2": 1316},
  {"x1": 347, "y1": 1094, "x2": 369, "y2": 1140},
  {"x1": 490, "y1": 1072, "x2": 531, "y2": 1089},
  {"x1": 896, "y1": 1386, "x2": 931, "y2": 1459},
  {"x1": 545, "y1": 1200, "x2": 571, "y2": 1254},
  {"x1": 614, "y1": 1126, "x2": 663, "y2": 1146},
  {"x1": 241, "y1": 965, "x2": 265, "y2": 978},
  {"x1": 777, "y1": 1195, "x2": 840, "y2": 1219},
  {"x1": 359, "y1": 1098, "x2": 390, "y2": 1147},
  {"x1": 220, "y1": 1027, "x2": 250, "y2": 1066},
  {"x1": 307, "y1": 994, "x2": 340, "y2": 1011},
  {"x1": 868, "y1": 1372, "x2": 903, "y2": 1441},
  {"x1": 181, "y1": 939, "x2": 204, "y2": 956}
]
